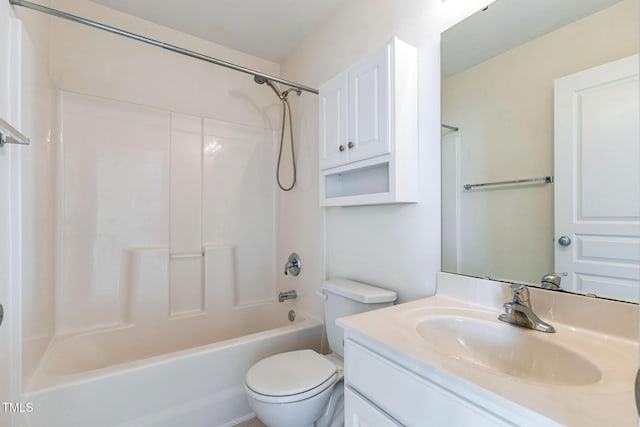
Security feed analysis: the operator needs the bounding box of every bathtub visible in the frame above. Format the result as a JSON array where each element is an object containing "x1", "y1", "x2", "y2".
[{"x1": 26, "y1": 303, "x2": 322, "y2": 427}]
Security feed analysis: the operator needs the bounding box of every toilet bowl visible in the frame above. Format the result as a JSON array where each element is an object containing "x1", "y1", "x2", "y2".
[
  {"x1": 245, "y1": 351, "x2": 343, "y2": 427},
  {"x1": 244, "y1": 279, "x2": 397, "y2": 427}
]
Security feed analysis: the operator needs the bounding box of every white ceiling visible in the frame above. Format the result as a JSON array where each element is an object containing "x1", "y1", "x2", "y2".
[
  {"x1": 88, "y1": 0, "x2": 345, "y2": 62},
  {"x1": 442, "y1": 0, "x2": 625, "y2": 78}
]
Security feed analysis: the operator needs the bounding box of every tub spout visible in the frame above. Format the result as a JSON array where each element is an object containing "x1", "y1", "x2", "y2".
[{"x1": 278, "y1": 290, "x2": 297, "y2": 302}]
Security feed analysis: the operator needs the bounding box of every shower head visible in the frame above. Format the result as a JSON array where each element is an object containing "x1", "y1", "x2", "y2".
[
  {"x1": 253, "y1": 75, "x2": 267, "y2": 85},
  {"x1": 254, "y1": 75, "x2": 284, "y2": 99},
  {"x1": 253, "y1": 75, "x2": 301, "y2": 100}
]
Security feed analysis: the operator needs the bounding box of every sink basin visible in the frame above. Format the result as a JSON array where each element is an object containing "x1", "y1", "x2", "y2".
[{"x1": 416, "y1": 315, "x2": 602, "y2": 386}]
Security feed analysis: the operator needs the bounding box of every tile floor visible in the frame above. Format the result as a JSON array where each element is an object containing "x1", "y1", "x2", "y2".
[{"x1": 234, "y1": 417, "x2": 266, "y2": 427}]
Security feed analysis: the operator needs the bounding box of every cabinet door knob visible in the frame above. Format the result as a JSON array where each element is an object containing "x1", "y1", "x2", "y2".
[
  {"x1": 339, "y1": 145, "x2": 345, "y2": 152},
  {"x1": 348, "y1": 142, "x2": 354, "y2": 149}
]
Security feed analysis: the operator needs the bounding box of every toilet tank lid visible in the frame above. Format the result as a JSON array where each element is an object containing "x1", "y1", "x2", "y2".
[{"x1": 322, "y1": 278, "x2": 397, "y2": 303}]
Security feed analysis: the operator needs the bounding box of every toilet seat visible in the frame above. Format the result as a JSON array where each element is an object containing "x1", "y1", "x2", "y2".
[{"x1": 245, "y1": 350, "x2": 338, "y2": 404}]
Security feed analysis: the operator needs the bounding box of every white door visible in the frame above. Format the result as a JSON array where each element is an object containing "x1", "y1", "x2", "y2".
[
  {"x1": 348, "y1": 44, "x2": 390, "y2": 164},
  {"x1": 554, "y1": 55, "x2": 640, "y2": 302},
  {"x1": 319, "y1": 72, "x2": 349, "y2": 170}
]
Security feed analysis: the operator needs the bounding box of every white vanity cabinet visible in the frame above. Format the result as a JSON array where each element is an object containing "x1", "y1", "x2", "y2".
[
  {"x1": 344, "y1": 387, "x2": 402, "y2": 427},
  {"x1": 318, "y1": 37, "x2": 418, "y2": 206},
  {"x1": 338, "y1": 279, "x2": 631, "y2": 426},
  {"x1": 344, "y1": 339, "x2": 512, "y2": 427}
]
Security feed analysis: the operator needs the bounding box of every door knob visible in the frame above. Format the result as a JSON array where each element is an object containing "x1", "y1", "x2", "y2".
[
  {"x1": 0, "y1": 303, "x2": 3, "y2": 327},
  {"x1": 339, "y1": 145, "x2": 345, "y2": 152},
  {"x1": 558, "y1": 236, "x2": 572, "y2": 246},
  {"x1": 348, "y1": 141, "x2": 354, "y2": 149}
]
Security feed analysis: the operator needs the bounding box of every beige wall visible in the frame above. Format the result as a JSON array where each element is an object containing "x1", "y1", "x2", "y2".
[
  {"x1": 442, "y1": 0, "x2": 638, "y2": 284},
  {"x1": 279, "y1": 0, "x2": 494, "y2": 310}
]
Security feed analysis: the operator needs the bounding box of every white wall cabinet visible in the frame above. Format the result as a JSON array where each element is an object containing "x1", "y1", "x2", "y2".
[
  {"x1": 319, "y1": 73, "x2": 349, "y2": 169},
  {"x1": 344, "y1": 339, "x2": 512, "y2": 427},
  {"x1": 318, "y1": 37, "x2": 418, "y2": 206}
]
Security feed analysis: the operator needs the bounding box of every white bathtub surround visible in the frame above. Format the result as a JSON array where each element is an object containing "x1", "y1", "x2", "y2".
[
  {"x1": 201, "y1": 119, "x2": 278, "y2": 306},
  {"x1": 56, "y1": 92, "x2": 279, "y2": 333},
  {"x1": 27, "y1": 90, "x2": 303, "y2": 426},
  {"x1": 0, "y1": 0, "x2": 59, "y2": 391},
  {"x1": 338, "y1": 272, "x2": 638, "y2": 426},
  {"x1": 57, "y1": 92, "x2": 171, "y2": 332}
]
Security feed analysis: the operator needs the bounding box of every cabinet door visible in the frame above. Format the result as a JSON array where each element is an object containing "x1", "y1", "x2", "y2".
[
  {"x1": 319, "y1": 73, "x2": 349, "y2": 170},
  {"x1": 345, "y1": 340, "x2": 514, "y2": 426},
  {"x1": 348, "y1": 43, "x2": 391, "y2": 163},
  {"x1": 345, "y1": 387, "x2": 402, "y2": 427}
]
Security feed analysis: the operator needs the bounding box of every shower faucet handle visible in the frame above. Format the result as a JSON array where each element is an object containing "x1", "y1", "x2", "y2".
[{"x1": 284, "y1": 253, "x2": 301, "y2": 276}]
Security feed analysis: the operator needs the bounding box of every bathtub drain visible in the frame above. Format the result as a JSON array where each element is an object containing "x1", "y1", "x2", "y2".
[{"x1": 288, "y1": 310, "x2": 296, "y2": 322}]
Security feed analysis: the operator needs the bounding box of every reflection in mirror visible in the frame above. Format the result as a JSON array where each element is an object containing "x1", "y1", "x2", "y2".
[{"x1": 441, "y1": 0, "x2": 640, "y2": 302}]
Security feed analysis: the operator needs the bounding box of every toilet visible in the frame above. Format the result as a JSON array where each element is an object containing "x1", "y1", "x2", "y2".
[{"x1": 244, "y1": 278, "x2": 397, "y2": 427}]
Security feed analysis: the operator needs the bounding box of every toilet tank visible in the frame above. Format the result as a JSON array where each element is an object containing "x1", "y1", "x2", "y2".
[{"x1": 321, "y1": 279, "x2": 397, "y2": 358}]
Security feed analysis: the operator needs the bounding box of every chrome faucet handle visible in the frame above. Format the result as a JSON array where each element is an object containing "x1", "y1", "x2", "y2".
[
  {"x1": 508, "y1": 283, "x2": 530, "y2": 306},
  {"x1": 541, "y1": 272, "x2": 567, "y2": 290},
  {"x1": 284, "y1": 253, "x2": 301, "y2": 276},
  {"x1": 500, "y1": 283, "x2": 555, "y2": 333}
]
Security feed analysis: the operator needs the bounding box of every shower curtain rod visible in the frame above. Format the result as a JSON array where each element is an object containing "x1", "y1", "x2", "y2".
[{"x1": 8, "y1": 0, "x2": 319, "y2": 95}]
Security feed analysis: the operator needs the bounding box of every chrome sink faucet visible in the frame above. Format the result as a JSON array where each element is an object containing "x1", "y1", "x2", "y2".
[{"x1": 498, "y1": 284, "x2": 555, "y2": 333}]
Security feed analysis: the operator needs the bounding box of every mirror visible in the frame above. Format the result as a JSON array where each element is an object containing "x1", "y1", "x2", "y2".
[{"x1": 441, "y1": 0, "x2": 640, "y2": 303}]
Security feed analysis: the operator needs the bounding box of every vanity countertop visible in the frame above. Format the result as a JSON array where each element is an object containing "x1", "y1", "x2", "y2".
[{"x1": 338, "y1": 291, "x2": 638, "y2": 427}]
